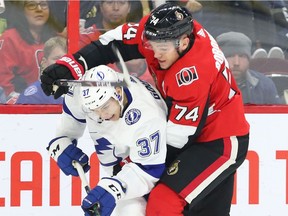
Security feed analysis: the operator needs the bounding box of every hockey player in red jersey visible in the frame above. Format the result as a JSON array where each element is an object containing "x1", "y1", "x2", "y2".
[{"x1": 41, "y1": 3, "x2": 249, "y2": 216}]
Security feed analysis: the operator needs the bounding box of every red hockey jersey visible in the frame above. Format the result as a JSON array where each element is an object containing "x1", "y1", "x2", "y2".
[{"x1": 125, "y1": 18, "x2": 250, "y2": 146}]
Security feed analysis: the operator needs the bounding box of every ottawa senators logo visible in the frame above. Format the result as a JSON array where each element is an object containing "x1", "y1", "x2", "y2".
[
  {"x1": 167, "y1": 160, "x2": 180, "y2": 175},
  {"x1": 176, "y1": 66, "x2": 199, "y2": 87}
]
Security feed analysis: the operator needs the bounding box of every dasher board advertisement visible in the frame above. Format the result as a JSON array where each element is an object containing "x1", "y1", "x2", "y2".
[{"x1": 0, "y1": 114, "x2": 287, "y2": 215}]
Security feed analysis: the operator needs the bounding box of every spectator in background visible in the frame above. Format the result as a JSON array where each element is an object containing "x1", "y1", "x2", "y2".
[
  {"x1": 79, "y1": 0, "x2": 133, "y2": 47},
  {"x1": 193, "y1": 0, "x2": 288, "y2": 58},
  {"x1": 16, "y1": 36, "x2": 66, "y2": 104},
  {"x1": 79, "y1": 0, "x2": 154, "y2": 85},
  {"x1": 48, "y1": 0, "x2": 99, "y2": 36},
  {"x1": 216, "y1": 31, "x2": 282, "y2": 105},
  {"x1": 252, "y1": 0, "x2": 288, "y2": 57},
  {"x1": 0, "y1": 0, "x2": 59, "y2": 104}
]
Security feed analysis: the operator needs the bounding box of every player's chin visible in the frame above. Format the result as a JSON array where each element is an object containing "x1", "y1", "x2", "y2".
[
  {"x1": 111, "y1": 114, "x2": 121, "y2": 121},
  {"x1": 159, "y1": 63, "x2": 169, "y2": 70},
  {"x1": 159, "y1": 61, "x2": 173, "y2": 70}
]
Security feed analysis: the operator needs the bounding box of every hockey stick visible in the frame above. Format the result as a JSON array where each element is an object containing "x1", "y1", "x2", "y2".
[
  {"x1": 53, "y1": 45, "x2": 131, "y2": 88},
  {"x1": 111, "y1": 44, "x2": 131, "y2": 87},
  {"x1": 72, "y1": 161, "x2": 100, "y2": 216},
  {"x1": 54, "y1": 79, "x2": 127, "y2": 87}
]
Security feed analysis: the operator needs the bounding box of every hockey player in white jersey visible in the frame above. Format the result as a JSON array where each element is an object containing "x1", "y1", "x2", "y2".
[{"x1": 47, "y1": 65, "x2": 167, "y2": 216}]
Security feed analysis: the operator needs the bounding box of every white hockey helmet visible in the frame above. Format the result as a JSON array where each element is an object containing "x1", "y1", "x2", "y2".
[{"x1": 80, "y1": 65, "x2": 122, "y2": 110}]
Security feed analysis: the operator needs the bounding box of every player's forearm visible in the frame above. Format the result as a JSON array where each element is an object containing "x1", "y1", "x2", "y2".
[
  {"x1": 76, "y1": 27, "x2": 143, "y2": 70},
  {"x1": 76, "y1": 40, "x2": 117, "y2": 70}
]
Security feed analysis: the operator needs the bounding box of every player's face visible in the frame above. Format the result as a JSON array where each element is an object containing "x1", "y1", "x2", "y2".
[
  {"x1": 24, "y1": 0, "x2": 50, "y2": 28},
  {"x1": 148, "y1": 36, "x2": 189, "y2": 69},
  {"x1": 93, "y1": 98, "x2": 121, "y2": 121},
  {"x1": 226, "y1": 54, "x2": 250, "y2": 83},
  {"x1": 149, "y1": 40, "x2": 179, "y2": 69}
]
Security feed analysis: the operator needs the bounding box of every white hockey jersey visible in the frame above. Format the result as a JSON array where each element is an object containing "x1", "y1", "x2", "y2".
[{"x1": 55, "y1": 75, "x2": 168, "y2": 200}]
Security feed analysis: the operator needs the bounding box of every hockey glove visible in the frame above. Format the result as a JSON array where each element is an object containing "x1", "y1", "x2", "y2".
[
  {"x1": 40, "y1": 54, "x2": 86, "y2": 99},
  {"x1": 82, "y1": 177, "x2": 126, "y2": 216},
  {"x1": 47, "y1": 136, "x2": 90, "y2": 176}
]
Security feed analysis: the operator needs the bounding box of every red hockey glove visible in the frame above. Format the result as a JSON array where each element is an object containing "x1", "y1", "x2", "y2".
[
  {"x1": 56, "y1": 54, "x2": 85, "y2": 80},
  {"x1": 40, "y1": 54, "x2": 86, "y2": 99}
]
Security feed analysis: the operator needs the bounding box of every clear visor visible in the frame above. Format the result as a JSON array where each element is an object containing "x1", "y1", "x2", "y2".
[
  {"x1": 143, "y1": 37, "x2": 180, "y2": 53},
  {"x1": 92, "y1": 97, "x2": 112, "y2": 112}
]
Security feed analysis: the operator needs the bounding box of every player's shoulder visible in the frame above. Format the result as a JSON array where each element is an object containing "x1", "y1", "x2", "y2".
[
  {"x1": 129, "y1": 76, "x2": 164, "y2": 105},
  {"x1": 125, "y1": 82, "x2": 166, "y2": 124},
  {"x1": 64, "y1": 86, "x2": 82, "y2": 107},
  {"x1": 121, "y1": 105, "x2": 167, "y2": 135},
  {"x1": 193, "y1": 20, "x2": 219, "y2": 54},
  {"x1": 121, "y1": 15, "x2": 148, "y2": 45},
  {"x1": 183, "y1": 21, "x2": 226, "y2": 74}
]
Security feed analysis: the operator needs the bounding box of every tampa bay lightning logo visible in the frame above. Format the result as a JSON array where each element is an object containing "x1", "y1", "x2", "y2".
[{"x1": 125, "y1": 109, "x2": 141, "y2": 125}]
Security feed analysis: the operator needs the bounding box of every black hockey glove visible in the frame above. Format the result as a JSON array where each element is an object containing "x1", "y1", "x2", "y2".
[
  {"x1": 40, "y1": 54, "x2": 86, "y2": 99},
  {"x1": 41, "y1": 63, "x2": 73, "y2": 99}
]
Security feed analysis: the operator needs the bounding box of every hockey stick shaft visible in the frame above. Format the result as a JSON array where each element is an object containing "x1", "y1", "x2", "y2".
[
  {"x1": 54, "y1": 79, "x2": 128, "y2": 87},
  {"x1": 111, "y1": 44, "x2": 131, "y2": 87},
  {"x1": 53, "y1": 44, "x2": 131, "y2": 89},
  {"x1": 72, "y1": 161, "x2": 100, "y2": 216}
]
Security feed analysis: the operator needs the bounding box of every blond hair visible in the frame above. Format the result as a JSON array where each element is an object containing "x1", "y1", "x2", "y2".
[
  {"x1": 40, "y1": 36, "x2": 67, "y2": 73},
  {"x1": 44, "y1": 36, "x2": 67, "y2": 58}
]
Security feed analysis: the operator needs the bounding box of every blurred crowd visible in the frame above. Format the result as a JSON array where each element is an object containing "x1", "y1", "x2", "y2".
[{"x1": 0, "y1": 0, "x2": 288, "y2": 105}]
